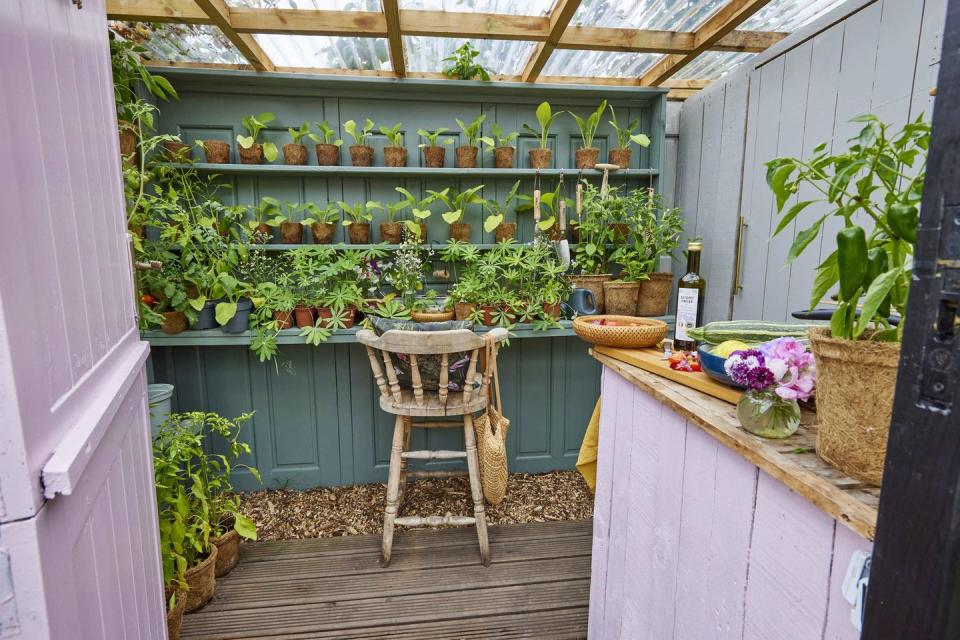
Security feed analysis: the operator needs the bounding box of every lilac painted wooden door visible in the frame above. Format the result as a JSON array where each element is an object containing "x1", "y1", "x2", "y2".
[{"x1": 0, "y1": 0, "x2": 164, "y2": 638}]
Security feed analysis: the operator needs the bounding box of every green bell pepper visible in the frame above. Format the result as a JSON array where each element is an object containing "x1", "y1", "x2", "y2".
[
  {"x1": 837, "y1": 226, "x2": 867, "y2": 301},
  {"x1": 886, "y1": 203, "x2": 918, "y2": 244}
]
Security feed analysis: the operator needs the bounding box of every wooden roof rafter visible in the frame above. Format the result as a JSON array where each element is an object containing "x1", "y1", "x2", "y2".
[
  {"x1": 520, "y1": 0, "x2": 583, "y2": 83},
  {"x1": 381, "y1": 0, "x2": 406, "y2": 77},
  {"x1": 192, "y1": 0, "x2": 273, "y2": 71}
]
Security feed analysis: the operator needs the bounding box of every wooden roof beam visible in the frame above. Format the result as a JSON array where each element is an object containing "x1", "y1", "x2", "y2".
[
  {"x1": 639, "y1": 0, "x2": 775, "y2": 86},
  {"x1": 106, "y1": 0, "x2": 209, "y2": 23},
  {"x1": 193, "y1": 0, "x2": 274, "y2": 72},
  {"x1": 230, "y1": 8, "x2": 386, "y2": 36},
  {"x1": 382, "y1": 0, "x2": 406, "y2": 77},
  {"x1": 521, "y1": 0, "x2": 583, "y2": 83}
]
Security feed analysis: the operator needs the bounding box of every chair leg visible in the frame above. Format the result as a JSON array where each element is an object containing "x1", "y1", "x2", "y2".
[
  {"x1": 381, "y1": 415, "x2": 406, "y2": 567},
  {"x1": 463, "y1": 414, "x2": 491, "y2": 566},
  {"x1": 397, "y1": 417, "x2": 412, "y2": 510}
]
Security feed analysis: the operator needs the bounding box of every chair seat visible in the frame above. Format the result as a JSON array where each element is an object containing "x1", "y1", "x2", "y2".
[{"x1": 379, "y1": 388, "x2": 488, "y2": 416}]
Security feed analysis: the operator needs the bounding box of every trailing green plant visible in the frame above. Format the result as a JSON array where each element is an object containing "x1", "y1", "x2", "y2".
[
  {"x1": 442, "y1": 42, "x2": 492, "y2": 81},
  {"x1": 483, "y1": 180, "x2": 521, "y2": 232},
  {"x1": 287, "y1": 122, "x2": 311, "y2": 144},
  {"x1": 572, "y1": 100, "x2": 608, "y2": 149},
  {"x1": 110, "y1": 36, "x2": 177, "y2": 121},
  {"x1": 608, "y1": 105, "x2": 651, "y2": 150},
  {"x1": 339, "y1": 200, "x2": 384, "y2": 226},
  {"x1": 343, "y1": 118, "x2": 375, "y2": 145},
  {"x1": 380, "y1": 122, "x2": 404, "y2": 146},
  {"x1": 310, "y1": 121, "x2": 343, "y2": 146},
  {"x1": 765, "y1": 114, "x2": 928, "y2": 340},
  {"x1": 455, "y1": 114, "x2": 493, "y2": 148},
  {"x1": 418, "y1": 128, "x2": 455, "y2": 148},
  {"x1": 523, "y1": 102, "x2": 565, "y2": 150},
  {"x1": 237, "y1": 112, "x2": 279, "y2": 161}
]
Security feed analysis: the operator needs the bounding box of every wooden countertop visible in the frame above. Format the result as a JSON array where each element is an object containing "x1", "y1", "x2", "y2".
[{"x1": 592, "y1": 347, "x2": 880, "y2": 541}]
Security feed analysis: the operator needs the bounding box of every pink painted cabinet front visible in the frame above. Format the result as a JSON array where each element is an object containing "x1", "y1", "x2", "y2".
[{"x1": 589, "y1": 368, "x2": 872, "y2": 640}]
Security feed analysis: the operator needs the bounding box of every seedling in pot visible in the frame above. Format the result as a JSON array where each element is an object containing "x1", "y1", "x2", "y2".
[
  {"x1": 418, "y1": 128, "x2": 455, "y2": 148},
  {"x1": 380, "y1": 122, "x2": 404, "y2": 147},
  {"x1": 339, "y1": 200, "x2": 383, "y2": 226},
  {"x1": 488, "y1": 123, "x2": 519, "y2": 148},
  {"x1": 483, "y1": 180, "x2": 521, "y2": 233},
  {"x1": 310, "y1": 121, "x2": 343, "y2": 147},
  {"x1": 396, "y1": 186, "x2": 442, "y2": 239},
  {"x1": 343, "y1": 118, "x2": 375, "y2": 145},
  {"x1": 455, "y1": 115, "x2": 493, "y2": 148},
  {"x1": 236, "y1": 112, "x2": 278, "y2": 162},
  {"x1": 572, "y1": 100, "x2": 608, "y2": 149},
  {"x1": 608, "y1": 106, "x2": 651, "y2": 149},
  {"x1": 523, "y1": 101, "x2": 565, "y2": 150}
]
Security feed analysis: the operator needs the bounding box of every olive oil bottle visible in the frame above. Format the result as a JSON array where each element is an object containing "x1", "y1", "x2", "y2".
[{"x1": 674, "y1": 241, "x2": 705, "y2": 351}]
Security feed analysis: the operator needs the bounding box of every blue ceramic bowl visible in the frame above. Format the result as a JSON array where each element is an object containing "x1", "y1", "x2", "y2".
[{"x1": 697, "y1": 345, "x2": 748, "y2": 389}]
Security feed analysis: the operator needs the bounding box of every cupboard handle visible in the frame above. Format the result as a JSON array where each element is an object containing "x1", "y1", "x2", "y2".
[{"x1": 734, "y1": 215, "x2": 748, "y2": 293}]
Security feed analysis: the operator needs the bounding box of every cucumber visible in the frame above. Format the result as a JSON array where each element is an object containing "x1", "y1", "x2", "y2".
[{"x1": 686, "y1": 320, "x2": 816, "y2": 345}]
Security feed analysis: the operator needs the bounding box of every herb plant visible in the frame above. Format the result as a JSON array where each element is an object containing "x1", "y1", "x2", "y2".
[{"x1": 442, "y1": 42, "x2": 492, "y2": 81}]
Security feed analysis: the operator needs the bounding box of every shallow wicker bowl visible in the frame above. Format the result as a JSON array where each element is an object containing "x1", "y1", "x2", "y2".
[
  {"x1": 410, "y1": 309, "x2": 455, "y2": 323},
  {"x1": 573, "y1": 315, "x2": 668, "y2": 348}
]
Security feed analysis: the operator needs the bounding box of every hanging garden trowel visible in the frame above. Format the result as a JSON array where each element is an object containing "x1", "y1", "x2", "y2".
[
  {"x1": 555, "y1": 194, "x2": 571, "y2": 270},
  {"x1": 595, "y1": 162, "x2": 620, "y2": 198}
]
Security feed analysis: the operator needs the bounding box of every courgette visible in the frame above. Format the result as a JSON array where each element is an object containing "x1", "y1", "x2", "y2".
[{"x1": 686, "y1": 320, "x2": 816, "y2": 345}]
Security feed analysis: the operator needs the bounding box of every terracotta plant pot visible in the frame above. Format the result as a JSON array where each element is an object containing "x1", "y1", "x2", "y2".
[
  {"x1": 423, "y1": 146, "x2": 446, "y2": 168},
  {"x1": 165, "y1": 586, "x2": 187, "y2": 640},
  {"x1": 494, "y1": 146, "x2": 515, "y2": 168},
  {"x1": 494, "y1": 222, "x2": 516, "y2": 242},
  {"x1": 569, "y1": 274, "x2": 613, "y2": 313},
  {"x1": 576, "y1": 147, "x2": 600, "y2": 169},
  {"x1": 455, "y1": 146, "x2": 478, "y2": 168},
  {"x1": 342, "y1": 305, "x2": 357, "y2": 329},
  {"x1": 380, "y1": 221, "x2": 403, "y2": 244},
  {"x1": 809, "y1": 327, "x2": 901, "y2": 486},
  {"x1": 283, "y1": 143, "x2": 307, "y2": 165},
  {"x1": 450, "y1": 223, "x2": 471, "y2": 242},
  {"x1": 349, "y1": 144, "x2": 374, "y2": 166},
  {"x1": 347, "y1": 223, "x2": 370, "y2": 244},
  {"x1": 529, "y1": 148, "x2": 552, "y2": 169},
  {"x1": 315, "y1": 143, "x2": 340, "y2": 166},
  {"x1": 238, "y1": 143, "x2": 264, "y2": 164},
  {"x1": 603, "y1": 280, "x2": 641, "y2": 316},
  {"x1": 610, "y1": 223, "x2": 630, "y2": 241},
  {"x1": 118, "y1": 119, "x2": 138, "y2": 166},
  {"x1": 183, "y1": 545, "x2": 217, "y2": 612},
  {"x1": 273, "y1": 310, "x2": 293, "y2": 329},
  {"x1": 479, "y1": 305, "x2": 498, "y2": 327},
  {"x1": 211, "y1": 527, "x2": 240, "y2": 577},
  {"x1": 542, "y1": 302, "x2": 562, "y2": 319},
  {"x1": 315, "y1": 306, "x2": 334, "y2": 328},
  {"x1": 279, "y1": 221, "x2": 302, "y2": 244},
  {"x1": 609, "y1": 147, "x2": 632, "y2": 168},
  {"x1": 162, "y1": 141, "x2": 192, "y2": 162},
  {"x1": 203, "y1": 140, "x2": 230, "y2": 164},
  {"x1": 294, "y1": 305, "x2": 314, "y2": 329},
  {"x1": 311, "y1": 222, "x2": 334, "y2": 244},
  {"x1": 636, "y1": 272, "x2": 674, "y2": 317},
  {"x1": 454, "y1": 302, "x2": 476, "y2": 321},
  {"x1": 384, "y1": 146, "x2": 407, "y2": 167},
  {"x1": 162, "y1": 311, "x2": 188, "y2": 335}
]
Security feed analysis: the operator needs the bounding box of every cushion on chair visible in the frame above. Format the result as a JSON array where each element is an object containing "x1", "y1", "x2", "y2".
[{"x1": 367, "y1": 317, "x2": 477, "y2": 392}]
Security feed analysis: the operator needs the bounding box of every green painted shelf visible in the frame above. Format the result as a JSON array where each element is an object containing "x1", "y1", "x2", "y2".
[
  {"x1": 166, "y1": 163, "x2": 659, "y2": 179},
  {"x1": 244, "y1": 243, "x2": 584, "y2": 251},
  {"x1": 142, "y1": 316, "x2": 675, "y2": 346}
]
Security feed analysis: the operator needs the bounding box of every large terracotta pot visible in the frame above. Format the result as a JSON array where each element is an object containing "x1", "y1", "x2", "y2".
[
  {"x1": 808, "y1": 327, "x2": 901, "y2": 486},
  {"x1": 636, "y1": 272, "x2": 673, "y2": 317},
  {"x1": 569, "y1": 274, "x2": 613, "y2": 313},
  {"x1": 602, "y1": 280, "x2": 640, "y2": 316},
  {"x1": 183, "y1": 545, "x2": 217, "y2": 612}
]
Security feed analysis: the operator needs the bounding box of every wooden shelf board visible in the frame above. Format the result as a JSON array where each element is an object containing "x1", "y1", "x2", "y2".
[{"x1": 166, "y1": 163, "x2": 659, "y2": 178}]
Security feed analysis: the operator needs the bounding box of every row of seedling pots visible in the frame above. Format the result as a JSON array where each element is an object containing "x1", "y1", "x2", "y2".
[{"x1": 162, "y1": 101, "x2": 651, "y2": 170}]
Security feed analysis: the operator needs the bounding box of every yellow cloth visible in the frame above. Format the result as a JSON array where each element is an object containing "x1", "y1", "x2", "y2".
[{"x1": 576, "y1": 398, "x2": 602, "y2": 492}]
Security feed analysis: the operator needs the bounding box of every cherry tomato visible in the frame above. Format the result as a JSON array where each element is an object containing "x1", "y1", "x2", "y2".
[{"x1": 141, "y1": 294, "x2": 157, "y2": 308}]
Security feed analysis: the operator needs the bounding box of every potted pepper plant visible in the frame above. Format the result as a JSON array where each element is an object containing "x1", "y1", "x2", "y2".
[
  {"x1": 765, "y1": 114, "x2": 928, "y2": 486},
  {"x1": 634, "y1": 190, "x2": 683, "y2": 316},
  {"x1": 418, "y1": 128, "x2": 454, "y2": 168},
  {"x1": 571, "y1": 100, "x2": 607, "y2": 169},
  {"x1": 607, "y1": 105, "x2": 651, "y2": 168},
  {"x1": 454, "y1": 114, "x2": 492, "y2": 168},
  {"x1": 236, "y1": 112, "x2": 279, "y2": 164},
  {"x1": 344, "y1": 118, "x2": 376, "y2": 166},
  {"x1": 283, "y1": 122, "x2": 310, "y2": 165},
  {"x1": 523, "y1": 101, "x2": 564, "y2": 169},
  {"x1": 380, "y1": 122, "x2": 407, "y2": 167},
  {"x1": 339, "y1": 200, "x2": 383, "y2": 243},
  {"x1": 311, "y1": 121, "x2": 343, "y2": 166}
]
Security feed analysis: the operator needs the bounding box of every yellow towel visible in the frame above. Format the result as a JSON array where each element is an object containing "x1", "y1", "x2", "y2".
[{"x1": 576, "y1": 398, "x2": 602, "y2": 492}]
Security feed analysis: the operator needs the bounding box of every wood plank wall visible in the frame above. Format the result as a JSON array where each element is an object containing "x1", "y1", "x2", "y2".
[
  {"x1": 672, "y1": 0, "x2": 946, "y2": 323},
  {"x1": 589, "y1": 367, "x2": 872, "y2": 639}
]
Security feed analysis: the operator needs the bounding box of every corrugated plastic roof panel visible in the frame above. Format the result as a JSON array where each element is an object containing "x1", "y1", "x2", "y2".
[
  {"x1": 224, "y1": 0, "x2": 382, "y2": 9},
  {"x1": 542, "y1": 50, "x2": 660, "y2": 79},
  {"x1": 109, "y1": 22, "x2": 245, "y2": 64},
  {"x1": 403, "y1": 36, "x2": 537, "y2": 75},
  {"x1": 399, "y1": 0, "x2": 552, "y2": 14},
  {"x1": 253, "y1": 34, "x2": 392, "y2": 69}
]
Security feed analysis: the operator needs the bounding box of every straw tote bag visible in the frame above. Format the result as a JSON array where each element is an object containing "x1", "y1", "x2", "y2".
[{"x1": 473, "y1": 336, "x2": 510, "y2": 505}]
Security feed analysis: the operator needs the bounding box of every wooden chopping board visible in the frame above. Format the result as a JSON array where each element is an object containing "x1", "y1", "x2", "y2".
[{"x1": 594, "y1": 346, "x2": 743, "y2": 404}]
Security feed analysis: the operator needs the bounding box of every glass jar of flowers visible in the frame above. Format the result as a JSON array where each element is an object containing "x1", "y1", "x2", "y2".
[{"x1": 724, "y1": 337, "x2": 816, "y2": 439}]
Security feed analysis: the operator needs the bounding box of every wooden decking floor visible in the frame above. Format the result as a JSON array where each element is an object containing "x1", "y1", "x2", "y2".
[{"x1": 181, "y1": 519, "x2": 592, "y2": 639}]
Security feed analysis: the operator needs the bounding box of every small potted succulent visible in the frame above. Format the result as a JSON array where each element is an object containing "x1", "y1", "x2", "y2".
[
  {"x1": 437, "y1": 185, "x2": 485, "y2": 242},
  {"x1": 454, "y1": 114, "x2": 492, "y2": 168},
  {"x1": 486, "y1": 123, "x2": 518, "y2": 168},
  {"x1": 236, "y1": 112, "x2": 279, "y2": 164},
  {"x1": 339, "y1": 200, "x2": 383, "y2": 243},
  {"x1": 344, "y1": 118, "x2": 375, "y2": 166},
  {"x1": 283, "y1": 122, "x2": 310, "y2": 165},
  {"x1": 311, "y1": 121, "x2": 342, "y2": 166},
  {"x1": 418, "y1": 128, "x2": 454, "y2": 168},
  {"x1": 572, "y1": 100, "x2": 608, "y2": 169},
  {"x1": 482, "y1": 180, "x2": 521, "y2": 242},
  {"x1": 380, "y1": 122, "x2": 407, "y2": 167},
  {"x1": 301, "y1": 203, "x2": 340, "y2": 244},
  {"x1": 523, "y1": 101, "x2": 564, "y2": 169},
  {"x1": 607, "y1": 106, "x2": 651, "y2": 168}
]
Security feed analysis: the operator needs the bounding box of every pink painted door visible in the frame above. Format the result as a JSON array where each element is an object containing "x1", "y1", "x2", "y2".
[{"x1": 0, "y1": 0, "x2": 164, "y2": 638}]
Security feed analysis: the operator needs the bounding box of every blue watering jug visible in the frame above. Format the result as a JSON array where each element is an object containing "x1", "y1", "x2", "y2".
[{"x1": 566, "y1": 288, "x2": 598, "y2": 316}]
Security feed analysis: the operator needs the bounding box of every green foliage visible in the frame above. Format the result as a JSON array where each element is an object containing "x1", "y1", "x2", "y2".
[
  {"x1": 482, "y1": 180, "x2": 521, "y2": 232},
  {"x1": 442, "y1": 42, "x2": 492, "y2": 81},
  {"x1": 110, "y1": 36, "x2": 177, "y2": 121},
  {"x1": 488, "y1": 122, "x2": 519, "y2": 148},
  {"x1": 571, "y1": 100, "x2": 608, "y2": 149},
  {"x1": 287, "y1": 122, "x2": 311, "y2": 144},
  {"x1": 379, "y1": 122, "x2": 404, "y2": 147},
  {"x1": 300, "y1": 202, "x2": 340, "y2": 226},
  {"x1": 765, "y1": 114, "x2": 929, "y2": 340},
  {"x1": 608, "y1": 190, "x2": 683, "y2": 281},
  {"x1": 523, "y1": 102, "x2": 565, "y2": 150},
  {"x1": 455, "y1": 114, "x2": 492, "y2": 147},
  {"x1": 417, "y1": 128, "x2": 454, "y2": 148},
  {"x1": 237, "y1": 112, "x2": 278, "y2": 161},
  {"x1": 516, "y1": 183, "x2": 573, "y2": 232},
  {"x1": 310, "y1": 121, "x2": 343, "y2": 146},
  {"x1": 343, "y1": 118, "x2": 375, "y2": 145},
  {"x1": 339, "y1": 200, "x2": 384, "y2": 225},
  {"x1": 434, "y1": 185, "x2": 485, "y2": 225},
  {"x1": 608, "y1": 105, "x2": 651, "y2": 150}
]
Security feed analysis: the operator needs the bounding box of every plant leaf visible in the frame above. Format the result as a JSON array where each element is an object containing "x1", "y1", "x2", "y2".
[
  {"x1": 233, "y1": 513, "x2": 258, "y2": 540},
  {"x1": 855, "y1": 267, "x2": 902, "y2": 335},
  {"x1": 809, "y1": 251, "x2": 838, "y2": 310},
  {"x1": 786, "y1": 215, "x2": 827, "y2": 263},
  {"x1": 484, "y1": 214, "x2": 503, "y2": 233},
  {"x1": 215, "y1": 302, "x2": 237, "y2": 326},
  {"x1": 774, "y1": 200, "x2": 814, "y2": 236}
]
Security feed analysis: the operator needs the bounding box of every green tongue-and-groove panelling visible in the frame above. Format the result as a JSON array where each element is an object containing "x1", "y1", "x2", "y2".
[{"x1": 148, "y1": 69, "x2": 667, "y2": 488}]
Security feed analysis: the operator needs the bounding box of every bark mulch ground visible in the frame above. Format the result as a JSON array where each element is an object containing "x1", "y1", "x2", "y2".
[{"x1": 239, "y1": 470, "x2": 593, "y2": 541}]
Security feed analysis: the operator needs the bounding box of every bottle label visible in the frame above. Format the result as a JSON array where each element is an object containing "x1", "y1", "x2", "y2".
[{"x1": 675, "y1": 289, "x2": 700, "y2": 342}]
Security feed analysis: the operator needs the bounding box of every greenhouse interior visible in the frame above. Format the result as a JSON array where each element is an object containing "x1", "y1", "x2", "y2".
[{"x1": 2, "y1": 0, "x2": 958, "y2": 638}]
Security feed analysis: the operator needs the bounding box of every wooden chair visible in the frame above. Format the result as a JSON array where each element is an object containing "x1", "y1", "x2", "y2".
[{"x1": 356, "y1": 326, "x2": 509, "y2": 567}]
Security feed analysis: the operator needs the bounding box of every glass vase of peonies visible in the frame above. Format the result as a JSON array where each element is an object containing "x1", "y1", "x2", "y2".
[{"x1": 724, "y1": 337, "x2": 816, "y2": 439}]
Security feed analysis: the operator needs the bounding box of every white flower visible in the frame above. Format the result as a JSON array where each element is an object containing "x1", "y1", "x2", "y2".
[{"x1": 767, "y1": 357, "x2": 788, "y2": 382}]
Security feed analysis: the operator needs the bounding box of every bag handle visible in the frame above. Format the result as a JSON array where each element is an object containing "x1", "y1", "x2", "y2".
[{"x1": 484, "y1": 334, "x2": 503, "y2": 416}]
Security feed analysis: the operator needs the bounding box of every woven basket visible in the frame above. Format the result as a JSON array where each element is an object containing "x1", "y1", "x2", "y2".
[
  {"x1": 410, "y1": 309, "x2": 455, "y2": 323},
  {"x1": 573, "y1": 316, "x2": 668, "y2": 348},
  {"x1": 808, "y1": 327, "x2": 901, "y2": 486}
]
